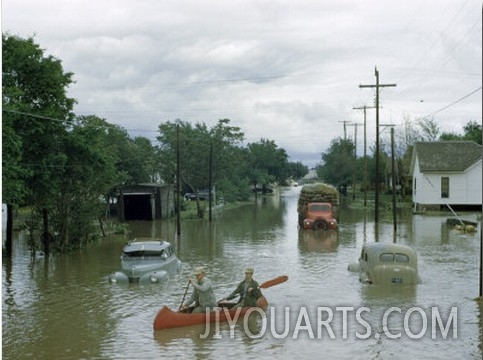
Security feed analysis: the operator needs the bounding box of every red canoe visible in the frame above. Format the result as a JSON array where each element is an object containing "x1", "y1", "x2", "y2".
[{"x1": 153, "y1": 296, "x2": 269, "y2": 331}]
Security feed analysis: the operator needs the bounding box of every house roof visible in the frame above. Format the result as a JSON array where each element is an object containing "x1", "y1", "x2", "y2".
[{"x1": 413, "y1": 141, "x2": 482, "y2": 172}]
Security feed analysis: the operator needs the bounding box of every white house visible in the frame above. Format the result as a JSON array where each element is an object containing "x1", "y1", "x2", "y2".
[{"x1": 410, "y1": 141, "x2": 482, "y2": 211}]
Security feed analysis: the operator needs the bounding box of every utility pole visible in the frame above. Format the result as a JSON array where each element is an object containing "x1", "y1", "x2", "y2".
[
  {"x1": 338, "y1": 120, "x2": 352, "y2": 140},
  {"x1": 391, "y1": 127, "x2": 397, "y2": 236},
  {"x1": 176, "y1": 125, "x2": 181, "y2": 236},
  {"x1": 208, "y1": 141, "x2": 213, "y2": 222},
  {"x1": 359, "y1": 67, "x2": 396, "y2": 223},
  {"x1": 347, "y1": 123, "x2": 362, "y2": 200},
  {"x1": 353, "y1": 105, "x2": 376, "y2": 206}
]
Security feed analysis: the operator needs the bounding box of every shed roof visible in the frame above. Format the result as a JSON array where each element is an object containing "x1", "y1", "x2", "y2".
[{"x1": 413, "y1": 141, "x2": 482, "y2": 172}]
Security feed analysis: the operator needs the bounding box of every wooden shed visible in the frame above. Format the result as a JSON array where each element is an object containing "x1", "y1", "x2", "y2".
[{"x1": 117, "y1": 184, "x2": 175, "y2": 221}]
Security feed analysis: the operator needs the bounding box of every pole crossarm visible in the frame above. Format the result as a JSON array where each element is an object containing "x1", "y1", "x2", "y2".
[
  {"x1": 352, "y1": 105, "x2": 376, "y2": 110},
  {"x1": 359, "y1": 84, "x2": 397, "y2": 89},
  {"x1": 338, "y1": 120, "x2": 352, "y2": 140}
]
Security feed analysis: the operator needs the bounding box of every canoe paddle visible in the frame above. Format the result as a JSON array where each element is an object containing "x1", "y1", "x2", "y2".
[
  {"x1": 217, "y1": 275, "x2": 288, "y2": 306},
  {"x1": 178, "y1": 280, "x2": 190, "y2": 311},
  {"x1": 259, "y1": 275, "x2": 288, "y2": 289}
]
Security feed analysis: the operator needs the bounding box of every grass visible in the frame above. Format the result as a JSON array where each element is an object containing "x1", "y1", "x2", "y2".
[{"x1": 180, "y1": 199, "x2": 253, "y2": 219}]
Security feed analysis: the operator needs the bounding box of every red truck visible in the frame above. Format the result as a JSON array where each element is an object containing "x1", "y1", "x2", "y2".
[
  {"x1": 301, "y1": 202, "x2": 338, "y2": 230},
  {"x1": 297, "y1": 183, "x2": 339, "y2": 230}
]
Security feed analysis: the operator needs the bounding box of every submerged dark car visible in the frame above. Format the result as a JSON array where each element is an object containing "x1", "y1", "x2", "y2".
[
  {"x1": 109, "y1": 239, "x2": 182, "y2": 284},
  {"x1": 184, "y1": 190, "x2": 212, "y2": 201}
]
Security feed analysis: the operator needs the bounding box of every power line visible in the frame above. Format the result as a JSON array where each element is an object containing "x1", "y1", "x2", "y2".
[
  {"x1": 2, "y1": 109, "x2": 68, "y2": 123},
  {"x1": 421, "y1": 86, "x2": 482, "y2": 119}
]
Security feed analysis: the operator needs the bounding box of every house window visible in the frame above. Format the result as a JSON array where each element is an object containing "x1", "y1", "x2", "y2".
[{"x1": 441, "y1": 177, "x2": 449, "y2": 198}]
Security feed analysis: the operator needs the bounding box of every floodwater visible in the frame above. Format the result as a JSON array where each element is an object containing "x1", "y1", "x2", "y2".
[{"x1": 2, "y1": 187, "x2": 482, "y2": 359}]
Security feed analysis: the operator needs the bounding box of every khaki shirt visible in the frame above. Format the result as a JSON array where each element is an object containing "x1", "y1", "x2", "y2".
[
  {"x1": 184, "y1": 277, "x2": 217, "y2": 309},
  {"x1": 226, "y1": 278, "x2": 261, "y2": 307}
]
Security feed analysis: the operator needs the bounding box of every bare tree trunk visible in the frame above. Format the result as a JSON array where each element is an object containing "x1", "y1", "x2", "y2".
[
  {"x1": 41, "y1": 208, "x2": 51, "y2": 254},
  {"x1": 5, "y1": 204, "x2": 13, "y2": 257}
]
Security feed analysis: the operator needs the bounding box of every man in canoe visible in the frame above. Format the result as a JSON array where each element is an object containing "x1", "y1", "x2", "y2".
[
  {"x1": 181, "y1": 267, "x2": 218, "y2": 313},
  {"x1": 221, "y1": 267, "x2": 262, "y2": 308}
]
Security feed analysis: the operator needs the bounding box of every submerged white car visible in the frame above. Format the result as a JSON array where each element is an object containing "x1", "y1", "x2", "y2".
[
  {"x1": 109, "y1": 239, "x2": 182, "y2": 284},
  {"x1": 348, "y1": 243, "x2": 421, "y2": 285}
]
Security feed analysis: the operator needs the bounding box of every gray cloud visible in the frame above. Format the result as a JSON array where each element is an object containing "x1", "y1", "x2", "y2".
[{"x1": 3, "y1": 0, "x2": 481, "y2": 167}]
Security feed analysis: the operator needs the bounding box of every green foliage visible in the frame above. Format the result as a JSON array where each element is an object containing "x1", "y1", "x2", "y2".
[
  {"x1": 2, "y1": 34, "x2": 157, "y2": 250},
  {"x1": 289, "y1": 161, "x2": 309, "y2": 180},
  {"x1": 156, "y1": 119, "x2": 248, "y2": 215},
  {"x1": 317, "y1": 138, "x2": 356, "y2": 187},
  {"x1": 462, "y1": 121, "x2": 482, "y2": 144},
  {"x1": 1, "y1": 116, "x2": 31, "y2": 203},
  {"x1": 2, "y1": 33, "x2": 307, "y2": 249},
  {"x1": 440, "y1": 120, "x2": 482, "y2": 144},
  {"x1": 244, "y1": 138, "x2": 290, "y2": 188},
  {"x1": 2, "y1": 33, "x2": 75, "y2": 207}
]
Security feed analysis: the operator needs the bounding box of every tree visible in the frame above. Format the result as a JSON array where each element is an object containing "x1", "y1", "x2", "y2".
[
  {"x1": 1, "y1": 116, "x2": 30, "y2": 204},
  {"x1": 156, "y1": 119, "x2": 245, "y2": 216},
  {"x1": 209, "y1": 119, "x2": 244, "y2": 184},
  {"x1": 317, "y1": 138, "x2": 355, "y2": 188},
  {"x1": 131, "y1": 137, "x2": 161, "y2": 183},
  {"x1": 2, "y1": 34, "x2": 75, "y2": 210},
  {"x1": 417, "y1": 117, "x2": 440, "y2": 141},
  {"x1": 157, "y1": 120, "x2": 209, "y2": 193},
  {"x1": 462, "y1": 121, "x2": 482, "y2": 144},
  {"x1": 287, "y1": 161, "x2": 309, "y2": 181},
  {"x1": 440, "y1": 120, "x2": 482, "y2": 144},
  {"x1": 2, "y1": 33, "x2": 77, "y2": 252},
  {"x1": 53, "y1": 116, "x2": 119, "y2": 248},
  {"x1": 244, "y1": 139, "x2": 289, "y2": 191}
]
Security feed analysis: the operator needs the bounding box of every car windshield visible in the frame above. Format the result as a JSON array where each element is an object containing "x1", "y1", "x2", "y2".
[
  {"x1": 310, "y1": 204, "x2": 330, "y2": 212},
  {"x1": 124, "y1": 250, "x2": 165, "y2": 258}
]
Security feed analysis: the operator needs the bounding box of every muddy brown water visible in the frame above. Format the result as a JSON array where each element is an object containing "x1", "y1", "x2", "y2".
[{"x1": 2, "y1": 187, "x2": 482, "y2": 359}]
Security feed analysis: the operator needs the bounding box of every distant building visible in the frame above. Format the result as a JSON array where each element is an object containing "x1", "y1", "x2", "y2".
[
  {"x1": 117, "y1": 184, "x2": 175, "y2": 221},
  {"x1": 410, "y1": 141, "x2": 482, "y2": 211},
  {"x1": 303, "y1": 169, "x2": 318, "y2": 181}
]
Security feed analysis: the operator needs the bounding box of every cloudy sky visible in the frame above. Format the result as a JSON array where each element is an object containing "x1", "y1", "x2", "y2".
[{"x1": 3, "y1": 0, "x2": 481, "y2": 167}]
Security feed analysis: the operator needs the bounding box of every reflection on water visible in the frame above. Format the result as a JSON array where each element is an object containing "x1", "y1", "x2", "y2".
[
  {"x1": 298, "y1": 229, "x2": 339, "y2": 253},
  {"x1": 2, "y1": 188, "x2": 482, "y2": 359},
  {"x1": 359, "y1": 284, "x2": 418, "y2": 306}
]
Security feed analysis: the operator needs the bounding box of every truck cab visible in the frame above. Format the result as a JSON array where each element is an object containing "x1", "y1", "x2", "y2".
[{"x1": 302, "y1": 202, "x2": 338, "y2": 230}]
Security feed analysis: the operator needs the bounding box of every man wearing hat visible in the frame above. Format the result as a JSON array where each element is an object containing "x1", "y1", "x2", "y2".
[
  {"x1": 222, "y1": 267, "x2": 262, "y2": 308},
  {"x1": 181, "y1": 267, "x2": 218, "y2": 313}
]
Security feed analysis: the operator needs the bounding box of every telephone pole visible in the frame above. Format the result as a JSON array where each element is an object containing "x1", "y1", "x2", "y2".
[
  {"x1": 338, "y1": 120, "x2": 352, "y2": 140},
  {"x1": 359, "y1": 67, "x2": 396, "y2": 223},
  {"x1": 353, "y1": 105, "x2": 376, "y2": 206},
  {"x1": 176, "y1": 125, "x2": 181, "y2": 236},
  {"x1": 347, "y1": 123, "x2": 362, "y2": 200}
]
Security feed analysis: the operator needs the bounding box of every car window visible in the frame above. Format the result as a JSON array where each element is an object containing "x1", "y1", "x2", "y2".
[
  {"x1": 380, "y1": 253, "x2": 394, "y2": 262},
  {"x1": 395, "y1": 253, "x2": 409, "y2": 263}
]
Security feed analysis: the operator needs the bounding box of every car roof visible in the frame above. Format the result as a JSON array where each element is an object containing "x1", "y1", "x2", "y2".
[
  {"x1": 123, "y1": 240, "x2": 170, "y2": 253},
  {"x1": 362, "y1": 242, "x2": 416, "y2": 256}
]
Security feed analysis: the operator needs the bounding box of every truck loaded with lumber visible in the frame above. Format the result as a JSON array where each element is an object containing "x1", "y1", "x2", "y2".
[{"x1": 297, "y1": 183, "x2": 339, "y2": 230}]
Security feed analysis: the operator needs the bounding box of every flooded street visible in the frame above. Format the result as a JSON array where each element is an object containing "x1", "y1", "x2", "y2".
[{"x1": 2, "y1": 186, "x2": 482, "y2": 359}]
